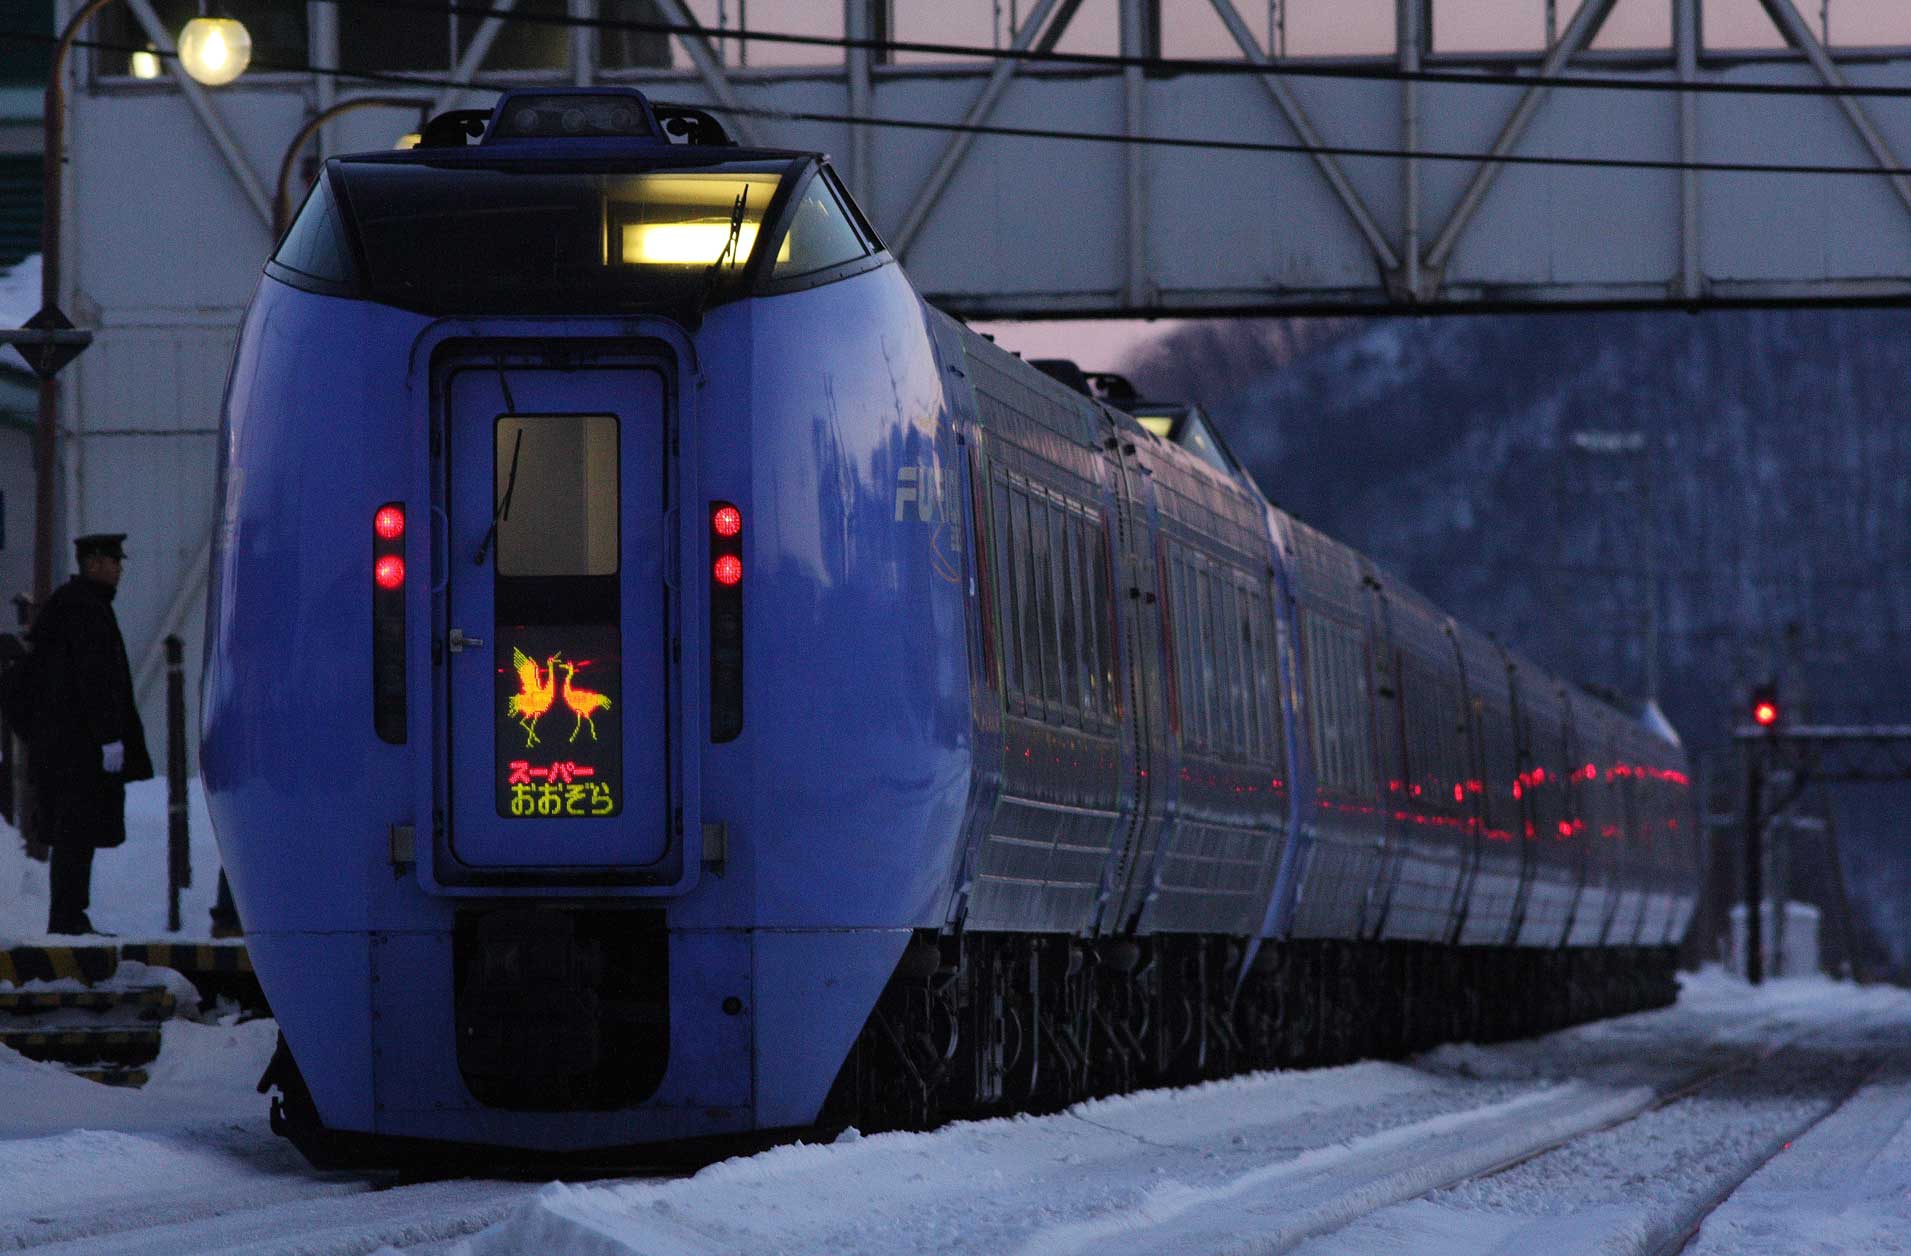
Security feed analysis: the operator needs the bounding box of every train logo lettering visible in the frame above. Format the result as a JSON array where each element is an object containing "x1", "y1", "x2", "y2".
[
  {"x1": 894, "y1": 464, "x2": 942, "y2": 523},
  {"x1": 504, "y1": 761, "x2": 615, "y2": 818}
]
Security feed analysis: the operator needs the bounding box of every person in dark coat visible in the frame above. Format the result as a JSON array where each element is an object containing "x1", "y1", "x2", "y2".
[{"x1": 29, "y1": 533, "x2": 154, "y2": 935}]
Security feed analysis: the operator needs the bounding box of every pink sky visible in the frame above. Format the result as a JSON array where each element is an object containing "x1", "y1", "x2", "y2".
[
  {"x1": 684, "y1": 0, "x2": 1911, "y2": 65},
  {"x1": 971, "y1": 319, "x2": 1181, "y2": 373}
]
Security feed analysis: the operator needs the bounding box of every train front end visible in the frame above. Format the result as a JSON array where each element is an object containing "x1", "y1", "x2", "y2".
[{"x1": 201, "y1": 90, "x2": 973, "y2": 1159}]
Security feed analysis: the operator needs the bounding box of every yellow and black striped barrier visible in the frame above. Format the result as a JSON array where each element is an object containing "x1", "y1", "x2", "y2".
[
  {"x1": 0, "y1": 1025, "x2": 163, "y2": 1065},
  {"x1": 0, "y1": 987, "x2": 175, "y2": 1017},
  {"x1": 118, "y1": 942, "x2": 253, "y2": 975},
  {"x1": 0, "y1": 944, "x2": 119, "y2": 986}
]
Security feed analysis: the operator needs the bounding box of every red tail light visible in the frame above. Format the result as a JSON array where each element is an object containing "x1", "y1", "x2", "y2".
[
  {"x1": 710, "y1": 500, "x2": 743, "y2": 742},
  {"x1": 371, "y1": 502, "x2": 407, "y2": 743}
]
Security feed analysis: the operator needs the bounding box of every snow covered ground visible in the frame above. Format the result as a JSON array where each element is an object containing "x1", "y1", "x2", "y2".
[
  {"x1": 0, "y1": 778, "x2": 227, "y2": 944},
  {"x1": 4, "y1": 967, "x2": 1899, "y2": 1255}
]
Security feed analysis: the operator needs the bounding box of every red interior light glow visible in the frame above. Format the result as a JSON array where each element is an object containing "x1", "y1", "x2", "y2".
[
  {"x1": 374, "y1": 506, "x2": 406, "y2": 540},
  {"x1": 712, "y1": 505, "x2": 742, "y2": 537},
  {"x1": 713, "y1": 554, "x2": 742, "y2": 586},
  {"x1": 1753, "y1": 701, "x2": 1779, "y2": 726},
  {"x1": 374, "y1": 555, "x2": 405, "y2": 589}
]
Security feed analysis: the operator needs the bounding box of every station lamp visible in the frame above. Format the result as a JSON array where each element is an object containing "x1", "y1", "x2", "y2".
[
  {"x1": 178, "y1": 15, "x2": 252, "y2": 86},
  {"x1": 1750, "y1": 682, "x2": 1780, "y2": 729}
]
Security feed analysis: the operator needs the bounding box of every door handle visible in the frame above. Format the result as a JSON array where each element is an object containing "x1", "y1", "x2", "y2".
[{"x1": 448, "y1": 627, "x2": 484, "y2": 653}]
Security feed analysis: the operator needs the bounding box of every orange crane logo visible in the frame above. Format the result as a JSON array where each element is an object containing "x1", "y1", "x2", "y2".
[
  {"x1": 506, "y1": 648, "x2": 561, "y2": 748},
  {"x1": 558, "y1": 659, "x2": 612, "y2": 742}
]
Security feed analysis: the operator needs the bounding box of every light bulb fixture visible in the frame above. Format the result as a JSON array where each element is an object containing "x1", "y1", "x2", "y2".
[
  {"x1": 178, "y1": 16, "x2": 252, "y2": 86},
  {"x1": 129, "y1": 47, "x2": 161, "y2": 80}
]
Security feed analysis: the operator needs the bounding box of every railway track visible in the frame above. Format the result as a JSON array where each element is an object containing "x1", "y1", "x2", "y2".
[
  {"x1": 5, "y1": 980, "x2": 1897, "y2": 1256},
  {"x1": 1018, "y1": 1000, "x2": 1897, "y2": 1256},
  {"x1": 1258, "y1": 1011, "x2": 1897, "y2": 1256}
]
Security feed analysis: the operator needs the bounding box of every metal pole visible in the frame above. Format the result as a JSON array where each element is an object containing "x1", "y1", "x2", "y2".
[
  {"x1": 28, "y1": 0, "x2": 124, "y2": 853},
  {"x1": 1744, "y1": 740, "x2": 1764, "y2": 985},
  {"x1": 165, "y1": 634, "x2": 188, "y2": 932},
  {"x1": 36, "y1": 0, "x2": 127, "y2": 614},
  {"x1": 846, "y1": 0, "x2": 873, "y2": 210},
  {"x1": 1397, "y1": 0, "x2": 1422, "y2": 301}
]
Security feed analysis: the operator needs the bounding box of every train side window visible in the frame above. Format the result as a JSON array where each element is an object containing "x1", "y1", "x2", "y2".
[
  {"x1": 1054, "y1": 506, "x2": 1081, "y2": 717},
  {"x1": 1233, "y1": 580, "x2": 1253, "y2": 759},
  {"x1": 1247, "y1": 588, "x2": 1267, "y2": 762},
  {"x1": 1199, "y1": 566, "x2": 1221, "y2": 750},
  {"x1": 1092, "y1": 519, "x2": 1117, "y2": 721},
  {"x1": 770, "y1": 171, "x2": 869, "y2": 279},
  {"x1": 1304, "y1": 611, "x2": 1377, "y2": 797},
  {"x1": 1228, "y1": 581, "x2": 1251, "y2": 756},
  {"x1": 1481, "y1": 705, "x2": 1514, "y2": 837},
  {"x1": 1068, "y1": 516, "x2": 1097, "y2": 719},
  {"x1": 990, "y1": 478, "x2": 1022, "y2": 709},
  {"x1": 1216, "y1": 578, "x2": 1235, "y2": 754},
  {"x1": 1012, "y1": 490, "x2": 1044, "y2": 712},
  {"x1": 1178, "y1": 555, "x2": 1203, "y2": 748},
  {"x1": 1300, "y1": 616, "x2": 1321, "y2": 778},
  {"x1": 1245, "y1": 583, "x2": 1270, "y2": 761},
  {"x1": 1349, "y1": 634, "x2": 1378, "y2": 795},
  {"x1": 1209, "y1": 575, "x2": 1230, "y2": 753},
  {"x1": 1032, "y1": 499, "x2": 1062, "y2": 709}
]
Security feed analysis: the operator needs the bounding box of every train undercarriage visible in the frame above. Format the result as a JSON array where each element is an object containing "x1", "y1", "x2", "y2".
[
  {"x1": 260, "y1": 929, "x2": 1679, "y2": 1170},
  {"x1": 824, "y1": 933, "x2": 1681, "y2": 1134}
]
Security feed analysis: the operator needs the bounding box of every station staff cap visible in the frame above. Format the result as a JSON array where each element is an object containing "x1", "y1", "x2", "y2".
[{"x1": 74, "y1": 533, "x2": 128, "y2": 562}]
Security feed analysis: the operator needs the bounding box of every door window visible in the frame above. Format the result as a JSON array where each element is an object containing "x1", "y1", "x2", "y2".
[{"x1": 494, "y1": 413, "x2": 620, "y2": 577}]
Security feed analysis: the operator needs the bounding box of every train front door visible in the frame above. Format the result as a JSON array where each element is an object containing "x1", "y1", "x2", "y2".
[{"x1": 441, "y1": 358, "x2": 673, "y2": 871}]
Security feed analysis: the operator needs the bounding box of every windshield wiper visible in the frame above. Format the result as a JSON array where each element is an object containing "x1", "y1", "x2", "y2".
[
  {"x1": 692, "y1": 186, "x2": 751, "y2": 326},
  {"x1": 474, "y1": 426, "x2": 524, "y2": 566}
]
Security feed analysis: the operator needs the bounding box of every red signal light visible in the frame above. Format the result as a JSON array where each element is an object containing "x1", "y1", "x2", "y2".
[
  {"x1": 712, "y1": 505, "x2": 742, "y2": 538},
  {"x1": 713, "y1": 554, "x2": 742, "y2": 586},
  {"x1": 1753, "y1": 700, "x2": 1778, "y2": 727},
  {"x1": 374, "y1": 505, "x2": 406, "y2": 540},
  {"x1": 374, "y1": 555, "x2": 405, "y2": 590}
]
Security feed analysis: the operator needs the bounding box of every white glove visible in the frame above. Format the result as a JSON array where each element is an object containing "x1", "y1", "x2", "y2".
[{"x1": 101, "y1": 741, "x2": 125, "y2": 774}]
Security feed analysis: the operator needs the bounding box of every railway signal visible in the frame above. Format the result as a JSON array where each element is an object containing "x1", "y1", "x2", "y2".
[{"x1": 1750, "y1": 683, "x2": 1780, "y2": 729}]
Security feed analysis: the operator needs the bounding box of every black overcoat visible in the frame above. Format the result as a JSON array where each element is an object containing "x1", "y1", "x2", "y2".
[{"x1": 27, "y1": 575, "x2": 154, "y2": 848}]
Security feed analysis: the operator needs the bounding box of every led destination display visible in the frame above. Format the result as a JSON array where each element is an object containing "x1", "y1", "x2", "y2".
[{"x1": 495, "y1": 623, "x2": 622, "y2": 818}]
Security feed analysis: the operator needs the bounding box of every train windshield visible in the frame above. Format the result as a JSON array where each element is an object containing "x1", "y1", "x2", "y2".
[{"x1": 305, "y1": 157, "x2": 800, "y2": 314}]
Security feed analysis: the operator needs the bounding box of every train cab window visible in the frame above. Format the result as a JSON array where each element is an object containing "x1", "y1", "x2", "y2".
[
  {"x1": 327, "y1": 158, "x2": 797, "y2": 314},
  {"x1": 769, "y1": 172, "x2": 869, "y2": 279},
  {"x1": 1178, "y1": 411, "x2": 1236, "y2": 476},
  {"x1": 273, "y1": 172, "x2": 355, "y2": 286},
  {"x1": 493, "y1": 414, "x2": 619, "y2": 578},
  {"x1": 611, "y1": 173, "x2": 783, "y2": 267}
]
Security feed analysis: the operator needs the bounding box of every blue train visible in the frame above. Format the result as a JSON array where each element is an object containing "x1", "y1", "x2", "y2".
[{"x1": 203, "y1": 88, "x2": 1699, "y2": 1164}]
